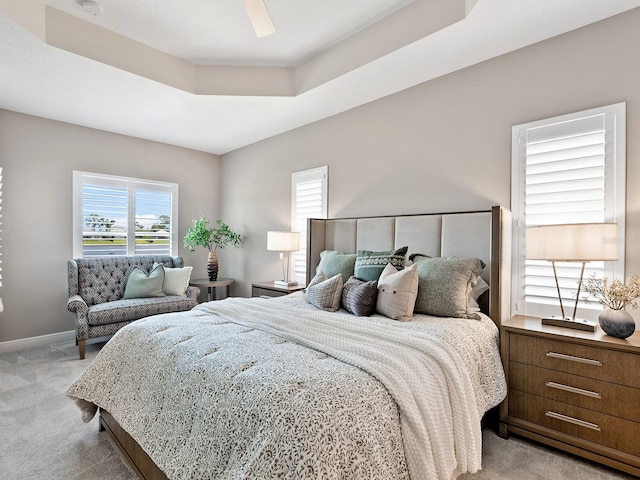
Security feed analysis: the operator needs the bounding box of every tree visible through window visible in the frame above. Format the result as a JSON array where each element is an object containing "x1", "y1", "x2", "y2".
[{"x1": 73, "y1": 171, "x2": 178, "y2": 257}]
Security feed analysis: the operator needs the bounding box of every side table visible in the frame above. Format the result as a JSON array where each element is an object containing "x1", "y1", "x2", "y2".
[
  {"x1": 189, "y1": 278, "x2": 234, "y2": 302},
  {"x1": 251, "y1": 281, "x2": 306, "y2": 298}
]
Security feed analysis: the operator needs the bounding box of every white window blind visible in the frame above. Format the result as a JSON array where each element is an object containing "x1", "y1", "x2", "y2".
[
  {"x1": 512, "y1": 103, "x2": 626, "y2": 321},
  {"x1": 0, "y1": 167, "x2": 3, "y2": 288},
  {"x1": 291, "y1": 166, "x2": 328, "y2": 283},
  {"x1": 73, "y1": 171, "x2": 178, "y2": 258}
]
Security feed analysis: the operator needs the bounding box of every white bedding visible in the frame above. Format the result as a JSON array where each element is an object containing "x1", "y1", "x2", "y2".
[{"x1": 67, "y1": 293, "x2": 506, "y2": 480}]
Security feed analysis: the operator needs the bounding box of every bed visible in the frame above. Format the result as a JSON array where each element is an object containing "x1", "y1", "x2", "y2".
[{"x1": 67, "y1": 206, "x2": 512, "y2": 480}]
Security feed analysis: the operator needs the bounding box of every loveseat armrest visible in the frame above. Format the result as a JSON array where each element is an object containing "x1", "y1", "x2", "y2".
[
  {"x1": 67, "y1": 295, "x2": 88, "y2": 315},
  {"x1": 185, "y1": 286, "x2": 200, "y2": 301}
]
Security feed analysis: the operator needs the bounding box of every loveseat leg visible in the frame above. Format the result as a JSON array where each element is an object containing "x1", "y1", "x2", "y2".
[{"x1": 78, "y1": 340, "x2": 86, "y2": 360}]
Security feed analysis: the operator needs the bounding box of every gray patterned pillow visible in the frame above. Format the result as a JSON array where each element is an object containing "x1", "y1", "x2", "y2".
[
  {"x1": 305, "y1": 272, "x2": 343, "y2": 312},
  {"x1": 354, "y1": 246, "x2": 408, "y2": 282},
  {"x1": 317, "y1": 251, "x2": 357, "y2": 283},
  {"x1": 412, "y1": 255, "x2": 484, "y2": 319},
  {"x1": 341, "y1": 276, "x2": 378, "y2": 317}
]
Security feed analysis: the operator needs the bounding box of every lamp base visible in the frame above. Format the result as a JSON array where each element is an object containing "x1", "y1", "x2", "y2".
[
  {"x1": 541, "y1": 316, "x2": 596, "y2": 332},
  {"x1": 274, "y1": 280, "x2": 298, "y2": 287}
]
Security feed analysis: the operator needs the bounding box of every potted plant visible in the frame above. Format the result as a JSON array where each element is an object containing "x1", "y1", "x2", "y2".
[
  {"x1": 184, "y1": 217, "x2": 242, "y2": 281},
  {"x1": 582, "y1": 274, "x2": 640, "y2": 338}
]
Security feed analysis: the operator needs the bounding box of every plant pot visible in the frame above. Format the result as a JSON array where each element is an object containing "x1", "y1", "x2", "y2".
[
  {"x1": 207, "y1": 251, "x2": 219, "y2": 281},
  {"x1": 598, "y1": 308, "x2": 636, "y2": 339}
]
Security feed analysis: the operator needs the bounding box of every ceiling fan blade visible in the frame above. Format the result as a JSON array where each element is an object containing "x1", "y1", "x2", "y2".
[{"x1": 243, "y1": 0, "x2": 276, "y2": 38}]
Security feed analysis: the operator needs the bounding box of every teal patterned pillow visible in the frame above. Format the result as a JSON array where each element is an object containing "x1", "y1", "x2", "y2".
[
  {"x1": 305, "y1": 272, "x2": 343, "y2": 312},
  {"x1": 354, "y1": 246, "x2": 408, "y2": 282},
  {"x1": 317, "y1": 251, "x2": 357, "y2": 283},
  {"x1": 122, "y1": 264, "x2": 166, "y2": 299},
  {"x1": 412, "y1": 255, "x2": 484, "y2": 319}
]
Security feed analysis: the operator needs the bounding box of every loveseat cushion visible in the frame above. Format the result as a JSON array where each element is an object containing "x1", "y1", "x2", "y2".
[{"x1": 87, "y1": 296, "x2": 196, "y2": 326}]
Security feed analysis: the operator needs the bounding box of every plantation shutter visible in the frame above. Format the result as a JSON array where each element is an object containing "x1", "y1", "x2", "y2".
[
  {"x1": 0, "y1": 167, "x2": 3, "y2": 288},
  {"x1": 291, "y1": 166, "x2": 328, "y2": 284},
  {"x1": 512, "y1": 103, "x2": 626, "y2": 321},
  {"x1": 73, "y1": 172, "x2": 178, "y2": 258},
  {"x1": 134, "y1": 189, "x2": 173, "y2": 255},
  {"x1": 81, "y1": 181, "x2": 128, "y2": 257}
]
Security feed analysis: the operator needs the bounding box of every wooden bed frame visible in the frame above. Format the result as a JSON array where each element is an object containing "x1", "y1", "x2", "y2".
[{"x1": 98, "y1": 205, "x2": 512, "y2": 479}]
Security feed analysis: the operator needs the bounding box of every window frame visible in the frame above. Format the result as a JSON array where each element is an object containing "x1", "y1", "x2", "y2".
[
  {"x1": 73, "y1": 171, "x2": 179, "y2": 258},
  {"x1": 511, "y1": 102, "x2": 626, "y2": 321},
  {"x1": 291, "y1": 166, "x2": 328, "y2": 284}
]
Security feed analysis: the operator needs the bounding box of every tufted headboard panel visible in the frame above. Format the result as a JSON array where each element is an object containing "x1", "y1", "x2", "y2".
[{"x1": 307, "y1": 206, "x2": 511, "y2": 325}]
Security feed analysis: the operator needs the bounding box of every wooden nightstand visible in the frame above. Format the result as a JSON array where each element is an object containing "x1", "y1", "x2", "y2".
[
  {"x1": 251, "y1": 281, "x2": 306, "y2": 298},
  {"x1": 500, "y1": 315, "x2": 640, "y2": 476}
]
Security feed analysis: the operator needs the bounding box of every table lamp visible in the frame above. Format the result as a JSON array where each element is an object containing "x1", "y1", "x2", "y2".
[
  {"x1": 525, "y1": 223, "x2": 618, "y2": 331},
  {"x1": 267, "y1": 231, "x2": 300, "y2": 287}
]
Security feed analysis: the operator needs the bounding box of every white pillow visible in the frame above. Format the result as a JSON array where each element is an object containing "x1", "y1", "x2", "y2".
[
  {"x1": 305, "y1": 272, "x2": 343, "y2": 312},
  {"x1": 376, "y1": 263, "x2": 419, "y2": 321},
  {"x1": 155, "y1": 263, "x2": 193, "y2": 296},
  {"x1": 468, "y1": 275, "x2": 489, "y2": 313}
]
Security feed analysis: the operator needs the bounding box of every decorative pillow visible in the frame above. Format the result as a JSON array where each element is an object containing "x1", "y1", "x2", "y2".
[
  {"x1": 154, "y1": 263, "x2": 193, "y2": 296},
  {"x1": 305, "y1": 272, "x2": 344, "y2": 312},
  {"x1": 122, "y1": 264, "x2": 166, "y2": 299},
  {"x1": 354, "y1": 246, "x2": 408, "y2": 282},
  {"x1": 411, "y1": 255, "x2": 485, "y2": 319},
  {"x1": 341, "y1": 276, "x2": 378, "y2": 317},
  {"x1": 317, "y1": 251, "x2": 357, "y2": 283},
  {"x1": 468, "y1": 275, "x2": 490, "y2": 313},
  {"x1": 376, "y1": 263, "x2": 419, "y2": 321}
]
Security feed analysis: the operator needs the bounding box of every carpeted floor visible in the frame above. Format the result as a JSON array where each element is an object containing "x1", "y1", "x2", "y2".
[{"x1": 0, "y1": 340, "x2": 634, "y2": 480}]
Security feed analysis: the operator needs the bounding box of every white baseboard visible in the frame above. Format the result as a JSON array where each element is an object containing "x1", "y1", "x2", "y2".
[{"x1": 0, "y1": 330, "x2": 76, "y2": 354}]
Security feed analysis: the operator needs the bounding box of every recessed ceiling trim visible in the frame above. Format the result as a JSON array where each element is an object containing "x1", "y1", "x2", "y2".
[{"x1": 1, "y1": 1, "x2": 465, "y2": 97}]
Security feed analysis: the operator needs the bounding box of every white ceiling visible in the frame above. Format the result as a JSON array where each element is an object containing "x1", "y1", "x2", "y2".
[
  {"x1": 1, "y1": 0, "x2": 640, "y2": 155},
  {"x1": 43, "y1": 0, "x2": 416, "y2": 66}
]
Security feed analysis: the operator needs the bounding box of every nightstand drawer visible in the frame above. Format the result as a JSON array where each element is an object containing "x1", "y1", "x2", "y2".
[
  {"x1": 510, "y1": 334, "x2": 640, "y2": 388},
  {"x1": 252, "y1": 286, "x2": 288, "y2": 298},
  {"x1": 510, "y1": 362, "x2": 640, "y2": 422},
  {"x1": 510, "y1": 390, "x2": 640, "y2": 457}
]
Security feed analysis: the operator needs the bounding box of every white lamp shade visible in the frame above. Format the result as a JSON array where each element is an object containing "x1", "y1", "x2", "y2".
[
  {"x1": 526, "y1": 223, "x2": 618, "y2": 262},
  {"x1": 267, "y1": 231, "x2": 299, "y2": 252}
]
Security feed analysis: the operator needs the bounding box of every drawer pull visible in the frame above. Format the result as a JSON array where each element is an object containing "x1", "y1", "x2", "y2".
[
  {"x1": 545, "y1": 411, "x2": 601, "y2": 431},
  {"x1": 546, "y1": 351, "x2": 601, "y2": 366},
  {"x1": 546, "y1": 382, "x2": 602, "y2": 399}
]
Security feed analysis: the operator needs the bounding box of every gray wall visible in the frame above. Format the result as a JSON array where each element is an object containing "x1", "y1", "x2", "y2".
[
  {"x1": 219, "y1": 7, "x2": 640, "y2": 331},
  {"x1": 0, "y1": 111, "x2": 221, "y2": 342},
  {"x1": 3, "y1": 8, "x2": 640, "y2": 344}
]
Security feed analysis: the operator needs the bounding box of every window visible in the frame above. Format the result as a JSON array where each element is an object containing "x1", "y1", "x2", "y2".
[
  {"x1": 291, "y1": 166, "x2": 328, "y2": 283},
  {"x1": 73, "y1": 171, "x2": 178, "y2": 257},
  {"x1": 0, "y1": 167, "x2": 3, "y2": 287},
  {"x1": 511, "y1": 103, "x2": 626, "y2": 321}
]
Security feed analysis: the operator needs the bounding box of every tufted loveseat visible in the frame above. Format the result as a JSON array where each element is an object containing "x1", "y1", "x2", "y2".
[{"x1": 67, "y1": 255, "x2": 200, "y2": 359}]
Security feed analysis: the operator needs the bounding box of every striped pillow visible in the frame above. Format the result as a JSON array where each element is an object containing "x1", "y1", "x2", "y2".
[
  {"x1": 305, "y1": 272, "x2": 343, "y2": 312},
  {"x1": 341, "y1": 276, "x2": 378, "y2": 317}
]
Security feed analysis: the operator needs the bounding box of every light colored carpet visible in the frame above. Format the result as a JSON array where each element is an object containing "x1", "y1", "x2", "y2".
[{"x1": 0, "y1": 339, "x2": 634, "y2": 480}]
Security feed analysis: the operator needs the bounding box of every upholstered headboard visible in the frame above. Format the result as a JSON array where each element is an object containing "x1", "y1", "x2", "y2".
[{"x1": 306, "y1": 206, "x2": 512, "y2": 325}]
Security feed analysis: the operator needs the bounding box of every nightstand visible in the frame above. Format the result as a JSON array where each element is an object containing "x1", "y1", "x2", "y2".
[
  {"x1": 500, "y1": 315, "x2": 640, "y2": 477},
  {"x1": 251, "y1": 281, "x2": 306, "y2": 298}
]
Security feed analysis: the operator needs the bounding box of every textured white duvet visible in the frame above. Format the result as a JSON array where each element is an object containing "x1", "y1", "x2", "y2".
[{"x1": 68, "y1": 293, "x2": 506, "y2": 480}]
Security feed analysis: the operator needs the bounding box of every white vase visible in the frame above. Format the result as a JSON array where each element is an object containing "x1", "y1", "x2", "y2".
[{"x1": 598, "y1": 308, "x2": 636, "y2": 339}]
